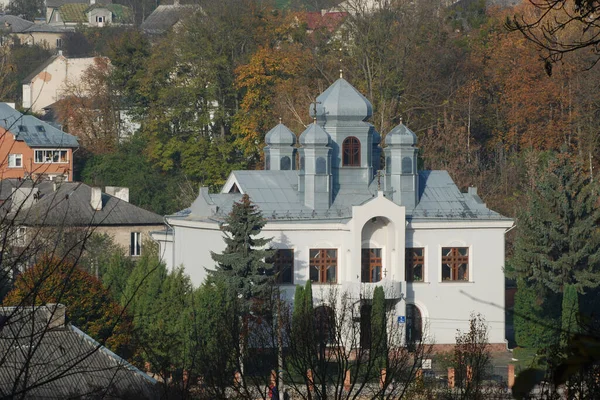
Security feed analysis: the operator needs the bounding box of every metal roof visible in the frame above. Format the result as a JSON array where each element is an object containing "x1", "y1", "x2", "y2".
[
  {"x1": 140, "y1": 4, "x2": 199, "y2": 34},
  {"x1": 1, "y1": 180, "x2": 164, "y2": 226},
  {"x1": 21, "y1": 23, "x2": 73, "y2": 32},
  {"x1": 0, "y1": 103, "x2": 79, "y2": 148},
  {"x1": 0, "y1": 306, "x2": 156, "y2": 399},
  {"x1": 0, "y1": 15, "x2": 34, "y2": 33}
]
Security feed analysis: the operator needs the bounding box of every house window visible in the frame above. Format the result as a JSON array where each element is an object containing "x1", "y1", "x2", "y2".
[
  {"x1": 8, "y1": 154, "x2": 23, "y2": 168},
  {"x1": 361, "y1": 248, "x2": 382, "y2": 283},
  {"x1": 96, "y1": 16, "x2": 104, "y2": 23},
  {"x1": 130, "y1": 232, "x2": 141, "y2": 256},
  {"x1": 442, "y1": 247, "x2": 469, "y2": 281},
  {"x1": 269, "y1": 249, "x2": 294, "y2": 284},
  {"x1": 309, "y1": 249, "x2": 337, "y2": 284},
  {"x1": 342, "y1": 136, "x2": 360, "y2": 166},
  {"x1": 56, "y1": 38, "x2": 63, "y2": 48},
  {"x1": 34, "y1": 150, "x2": 68, "y2": 164},
  {"x1": 406, "y1": 248, "x2": 424, "y2": 282}
]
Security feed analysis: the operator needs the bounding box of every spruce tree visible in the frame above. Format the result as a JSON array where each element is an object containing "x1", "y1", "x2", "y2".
[
  {"x1": 209, "y1": 194, "x2": 274, "y2": 306},
  {"x1": 371, "y1": 286, "x2": 388, "y2": 369},
  {"x1": 561, "y1": 284, "x2": 579, "y2": 347}
]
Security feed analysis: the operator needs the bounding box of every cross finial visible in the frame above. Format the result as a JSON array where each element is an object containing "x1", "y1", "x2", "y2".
[
  {"x1": 339, "y1": 69, "x2": 343, "y2": 79},
  {"x1": 311, "y1": 97, "x2": 321, "y2": 122},
  {"x1": 279, "y1": 117, "x2": 282, "y2": 124},
  {"x1": 400, "y1": 117, "x2": 403, "y2": 125},
  {"x1": 338, "y1": 47, "x2": 343, "y2": 79}
]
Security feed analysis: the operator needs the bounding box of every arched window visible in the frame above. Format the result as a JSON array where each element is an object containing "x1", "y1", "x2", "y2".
[
  {"x1": 300, "y1": 157, "x2": 305, "y2": 171},
  {"x1": 402, "y1": 157, "x2": 413, "y2": 174},
  {"x1": 406, "y1": 304, "x2": 422, "y2": 350},
  {"x1": 280, "y1": 156, "x2": 291, "y2": 170},
  {"x1": 342, "y1": 136, "x2": 361, "y2": 166},
  {"x1": 265, "y1": 155, "x2": 270, "y2": 170}
]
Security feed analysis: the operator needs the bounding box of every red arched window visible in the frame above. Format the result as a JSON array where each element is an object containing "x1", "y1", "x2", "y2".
[{"x1": 342, "y1": 136, "x2": 361, "y2": 166}]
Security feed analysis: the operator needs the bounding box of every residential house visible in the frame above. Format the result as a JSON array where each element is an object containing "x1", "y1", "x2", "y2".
[
  {"x1": 0, "y1": 178, "x2": 164, "y2": 258},
  {"x1": 46, "y1": 0, "x2": 132, "y2": 27},
  {"x1": 21, "y1": 54, "x2": 99, "y2": 113},
  {"x1": 0, "y1": 103, "x2": 78, "y2": 181},
  {"x1": 0, "y1": 15, "x2": 72, "y2": 49},
  {"x1": 0, "y1": 304, "x2": 157, "y2": 398},
  {"x1": 153, "y1": 78, "x2": 513, "y2": 350},
  {"x1": 140, "y1": 0, "x2": 200, "y2": 36}
]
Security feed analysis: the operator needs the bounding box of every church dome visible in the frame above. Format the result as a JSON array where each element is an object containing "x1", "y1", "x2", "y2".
[
  {"x1": 299, "y1": 123, "x2": 330, "y2": 146},
  {"x1": 310, "y1": 78, "x2": 373, "y2": 121},
  {"x1": 265, "y1": 123, "x2": 296, "y2": 146},
  {"x1": 385, "y1": 122, "x2": 417, "y2": 146}
]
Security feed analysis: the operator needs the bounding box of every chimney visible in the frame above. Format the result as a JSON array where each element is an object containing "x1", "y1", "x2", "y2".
[
  {"x1": 105, "y1": 186, "x2": 129, "y2": 202},
  {"x1": 91, "y1": 187, "x2": 102, "y2": 210},
  {"x1": 45, "y1": 303, "x2": 66, "y2": 329}
]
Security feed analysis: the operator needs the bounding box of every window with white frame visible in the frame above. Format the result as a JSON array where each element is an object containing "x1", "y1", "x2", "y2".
[
  {"x1": 8, "y1": 154, "x2": 23, "y2": 168},
  {"x1": 13, "y1": 226, "x2": 26, "y2": 247},
  {"x1": 130, "y1": 232, "x2": 141, "y2": 256},
  {"x1": 34, "y1": 149, "x2": 68, "y2": 164}
]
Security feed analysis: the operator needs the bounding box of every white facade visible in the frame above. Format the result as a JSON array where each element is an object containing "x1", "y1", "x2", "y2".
[{"x1": 153, "y1": 78, "x2": 513, "y2": 347}]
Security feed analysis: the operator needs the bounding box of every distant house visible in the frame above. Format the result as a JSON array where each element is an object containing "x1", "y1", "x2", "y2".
[
  {"x1": 0, "y1": 179, "x2": 164, "y2": 258},
  {"x1": 0, "y1": 15, "x2": 72, "y2": 50},
  {"x1": 0, "y1": 103, "x2": 79, "y2": 182},
  {"x1": 140, "y1": 0, "x2": 199, "y2": 36},
  {"x1": 46, "y1": 0, "x2": 132, "y2": 27},
  {"x1": 21, "y1": 54, "x2": 99, "y2": 113},
  {"x1": 0, "y1": 304, "x2": 157, "y2": 399}
]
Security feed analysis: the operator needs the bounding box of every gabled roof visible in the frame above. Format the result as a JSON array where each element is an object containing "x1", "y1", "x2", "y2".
[
  {"x1": 0, "y1": 15, "x2": 35, "y2": 33},
  {"x1": 57, "y1": 3, "x2": 88, "y2": 23},
  {"x1": 140, "y1": 4, "x2": 199, "y2": 34},
  {"x1": 87, "y1": 3, "x2": 133, "y2": 23},
  {"x1": 0, "y1": 180, "x2": 164, "y2": 226},
  {"x1": 0, "y1": 103, "x2": 79, "y2": 148},
  {"x1": 0, "y1": 305, "x2": 156, "y2": 399},
  {"x1": 46, "y1": 0, "x2": 112, "y2": 8}
]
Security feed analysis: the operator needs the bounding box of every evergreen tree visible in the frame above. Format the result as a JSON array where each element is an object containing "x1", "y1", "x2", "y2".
[
  {"x1": 371, "y1": 286, "x2": 388, "y2": 370},
  {"x1": 292, "y1": 284, "x2": 305, "y2": 337},
  {"x1": 561, "y1": 284, "x2": 579, "y2": 347},
  {"x1": 209, "y1": 194, "x2": 274, "y2": 308},
  {"x1": 511, "y1": 152, "x2": 600, "y2": 295}
]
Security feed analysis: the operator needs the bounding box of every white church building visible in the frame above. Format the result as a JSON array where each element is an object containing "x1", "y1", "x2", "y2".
[{"x1": 153, "y1": 78, "x2": 513, "y2": 349}]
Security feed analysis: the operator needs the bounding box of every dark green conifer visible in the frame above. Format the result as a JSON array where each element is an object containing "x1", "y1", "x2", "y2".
[{"x1": 371, "y1": 286, "x2": 388, "y2": 369}]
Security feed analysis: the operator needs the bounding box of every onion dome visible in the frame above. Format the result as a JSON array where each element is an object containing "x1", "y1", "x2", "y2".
[
  {"x1": 309, "y1": 78, "x2": 373, "y2": 122},
  {"x1": 265, "y1": 123, "x2": 296, "y2": 146},
  {"x1": 299, "y1": 122, "x2": 330, "y2": 146},
  {"x1": 385, "y1": 121, "x2": 417, "y2": 146}
]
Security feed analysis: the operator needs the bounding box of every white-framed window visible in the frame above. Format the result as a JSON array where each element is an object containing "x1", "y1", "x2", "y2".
[
  {"x1": 13, "y1": 226, "x2": 26, "y2": 247},
  {"x1": 34, "y1": 149, "x2": 68, "y2": 164},
  {"x1": 8, "y1": 154, "x2": 23, "y2": 168},
  {"x1": 130, "y1": 232, "x2": 141, "y2": 256},
  {"x1": 96, "y1": 16, "x2": 104, "y2": 23}
]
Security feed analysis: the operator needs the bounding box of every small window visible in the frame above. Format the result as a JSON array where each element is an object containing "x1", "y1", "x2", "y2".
[
  {"x1": 309, "y1": 249, "x2": 337, "y2": 284},
  {"x1": 56, "y1": 38, "x2": 63, "y2": 48},
  {"x1": 342, "y1": 136, "x2": 361, "y2": 166},
  {"x1": 385, "y1": 156, "x2": 391, "y2": 174},
  {"x1": 402, "y1": 157, "x2": 413, "y2": 174},
  {"x1": 300, "y1": 156, "x2": 305, "y2": 171},
  {"x1": 18, "y1": 125, "x2": 27, "y2": 133},
  {"x1": 405, "y1": 248, "x2": 424, "y2": 282},
  {"x1": 280, "y1": 156, "x2": 291, "y2": 170},
  {"x1": 442, "y1": 247, "x2": 469, "y2": 281},
  {"x1": 130, "y1": 232, "x2": 141, "y2": 256},
  {"x1": 361, "y1": 248, "x2": 382, "y2": 283},
  {"x1": 265, "y1": 156, "x2": 270, "y2": 170},
  {"x1": 268, "y1": 249, "x2": 294, "y2": 284},
  {"x1": 8, "y1": 154, "x2": 23, "y2": 168},
  {"x1": 36, "y1": 125, "x2": 46, "y2": 133}
]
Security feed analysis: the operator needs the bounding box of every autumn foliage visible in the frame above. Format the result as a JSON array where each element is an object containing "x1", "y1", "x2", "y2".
[{"x1": 3, "y1": 257, "x2": 133, "y2": 354}]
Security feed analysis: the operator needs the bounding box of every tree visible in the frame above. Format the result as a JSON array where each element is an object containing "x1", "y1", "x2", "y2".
[
  {"x1": 561, "y1": 283, "x2": 579, "y2": 347},
  {"x1": 209, "y1": 194, "x2": 274, "y2": 306},
  {"x1": 371, "y1": 286, "x2": 387, "y2": 371},
  {"x1": 7, "y1": 0, "x2": 44, "y2": 21},
  {"x1": 3, "y1": 257, "x2": 133, "y2": 355}
]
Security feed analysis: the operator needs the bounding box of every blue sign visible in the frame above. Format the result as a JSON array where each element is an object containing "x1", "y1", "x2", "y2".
[{"x1": 397, "y1": 316, "x2": 406, "y2": 324}]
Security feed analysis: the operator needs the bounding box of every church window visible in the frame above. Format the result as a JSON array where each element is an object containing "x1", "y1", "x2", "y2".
[
  {"x1": 442, "y1": 247, "x2": 469, "y2": 281},
  {"x1": 309, "y1": 249, "x2": 337, "y2": 283},
  {"x1": 280, "y1": 156, "x2": 291, "y2": 170},
  {"x1": 402, "y1": 157, "x2": 413, "y2": 174},
  {"x1": 316, "y1": 157, "x2": 327, "y2": 174},
  {"x1": 342, "y1": 136, "x2": 361, "y2": 166},
  {"x1": 361, "y1": 248, "x2": 382, "y2": 283},
  {"x1": 406, "y1": 248, "x2": 424, "y2": 282},
  {"x1": 268, "y1": 249, "x2": 294, "y2": 284}
]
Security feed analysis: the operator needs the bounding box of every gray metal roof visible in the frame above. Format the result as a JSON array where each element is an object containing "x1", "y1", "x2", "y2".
[
  {"x1": 177, "y1": 169, "x2": 508, "y2": 223},
  {"x1": 22, "y1": 23, "x2": 73, "y2": 33},
  {"x1": 0, "y1": 306, "x2": 156, "y2": 399},
  {"x1": 311, "y1": 78, "x2": 373, "y2": 122},
  {"x1": 0, "y1": 15, "x2": 34, "y2": 33},
  {"x1": 1, "y1": 179, "x2": 164, "y2": 226},
  {"x1": 0, "y1": 103, "x2": 79, "y2": 148},
  {"x1": 140, "y1": 4, "x2": 198, "y2": 34}
]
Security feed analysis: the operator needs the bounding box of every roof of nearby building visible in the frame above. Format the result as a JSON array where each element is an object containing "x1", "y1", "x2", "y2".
[
  {"x1": 21, "y1": 54, "x2": 61, "y2": 84},
  {"x1": 0, "y1": 103, "x2": 79, "y2": 148},
  {"x1": 0, "y1": 305, "x2": 156, "y2": 399},
  {"x1": 0, "y1": 179, "x2": 164, "y2": 226},
  {"x1": 57, "y1": 3, "x2": 88, "y2": 23},
  {"x1": 140, "y1": 4, "x2": 198, "y2": 34},
  {"x1": 176, "y1": 169, "x2": 508, "y2": 223},
  {"x1": 0, "y1": 15, "x2": 35, "y2": 33},
  {"x1": 46, "y1": 0, "x2": 112, "y2": 8},
  {"x1": 87, "y1": 3, "x2": 132, "y2": 23},
  {"x1": 21, "y1": 22, "x2": 73, "y2": 32}
]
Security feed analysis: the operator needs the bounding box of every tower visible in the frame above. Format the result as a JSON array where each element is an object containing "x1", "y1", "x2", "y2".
[
  {"x1": 264, "y1": 122, "x2": 296, "y2": 170},
  {"x1": 384, "y1": 121, "x2": 419, "y2": 209},
  {"x1": 298, "y1": 122, "x2": 332, "y2": 209}
]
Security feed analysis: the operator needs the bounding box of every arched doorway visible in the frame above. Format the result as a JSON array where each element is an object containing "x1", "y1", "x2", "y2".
[
  {"x1": 406, "y1": 304, "x2": 422, "y2": 349},
  {"x1": 360, "y1": 217, "x2": 394, "y2": 283}
]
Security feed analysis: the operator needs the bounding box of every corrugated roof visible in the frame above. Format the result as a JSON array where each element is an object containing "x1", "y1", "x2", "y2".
[
  {"x1": 0, "y1": 306, "x2": 156, "y2": 399},
  {"x1": 0, "y1": 103, "x2": 79, "y2": 148},
  {"x1": 58, "y1": 3, "x2": 88, "y2": 23},
  {"x1": 0, "y1": 15, "x2": 35, "y2": 33},
  {"x1": 1, "y1": 180, "x2": 164, "y2": 226},
  {"x1": 140, "y1": 4, "x2": 199, "y2": 34}
]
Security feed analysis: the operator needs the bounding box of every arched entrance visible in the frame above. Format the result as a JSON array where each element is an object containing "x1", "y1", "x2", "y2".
[
  {"x1": 406, "y1": 304, "x2": 422, "y2": 349},
  {"x1": 360, "y1": 217, "x2": 394, "y2": 282}
]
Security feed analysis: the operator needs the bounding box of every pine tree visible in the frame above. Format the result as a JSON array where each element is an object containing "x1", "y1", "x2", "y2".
[
  {"x1": 511, "y1": 152, "x2": 600, "y2": 295},
  {"x1": 561, "y1": 284, "x2": 579, "y2": 347},
  {"x1": 292, "y1": 284, "x2": 305, "y2": 337},
  {"x1": 209, "y1": 194, "x2": 274, "y2": 307},
  {"x1": 371, "y1": 286, "x2": 388, "y2": 370}
]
